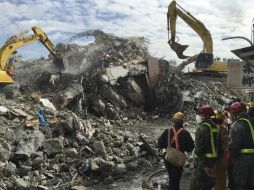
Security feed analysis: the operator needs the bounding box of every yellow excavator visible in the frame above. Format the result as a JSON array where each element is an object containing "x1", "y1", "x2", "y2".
[
  {"x1": 167, "y1": 0, "x2": 227, "y2": 74},
  {"x1": 0, "y1": 26, "x2": 64, "y2": 84}
]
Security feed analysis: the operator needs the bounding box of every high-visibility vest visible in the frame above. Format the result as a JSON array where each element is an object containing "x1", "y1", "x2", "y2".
[
  {"x1": 202, "y1": 122, "x2": 220, "y2": 158},
  {"x1": 239, "y1": 118, "x2": 254, "y2": 154}
]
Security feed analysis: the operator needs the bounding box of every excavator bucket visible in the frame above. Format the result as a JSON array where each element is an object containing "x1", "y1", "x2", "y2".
[
  {"x1": 169, "y1": 41, "x2": 190, "y2": 59},
  {"x1": 0, "y1": 71, "x2": 15, "y2": 84},
  {"x1": 195, "y1": 53, "x2": 214, "y2": 68}
]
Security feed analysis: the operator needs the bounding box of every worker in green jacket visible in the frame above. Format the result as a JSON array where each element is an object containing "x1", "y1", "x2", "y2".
[
  {"x1": 190, "y1": 105, "x2": 222, "y2": 190},
  {"x1": 229, "y1": 102, "x2": 254, "y2": 189}
]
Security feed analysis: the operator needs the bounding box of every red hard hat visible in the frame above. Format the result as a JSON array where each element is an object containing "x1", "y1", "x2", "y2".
[
  {"x1": 195, "y1": 105, "x2": 214, "y2": 116},
  {"x1": 229, "y1": 102, "x2": 247, "y2": 114}
]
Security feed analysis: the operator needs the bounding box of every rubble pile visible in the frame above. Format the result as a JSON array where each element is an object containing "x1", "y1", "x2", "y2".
[
  {"x1": 0, "y1": 95, "x2": 159, "y2": 189},
  {"x1": 0, "y1": 31, "x2": 241, "y2": 189}
]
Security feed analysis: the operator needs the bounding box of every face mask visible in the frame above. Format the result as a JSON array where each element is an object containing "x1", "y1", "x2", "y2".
[
  {"x1": 196, "y1": 115, "x2": 204, "y2": 124},
  {"x1": 227, "y1": 118, "x2": 233, "y2": 124}
]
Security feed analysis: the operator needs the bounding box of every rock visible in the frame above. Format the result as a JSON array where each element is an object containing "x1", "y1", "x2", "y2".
[
  {"x1": 126, "y1": 161, "x2": 139, "y2": 171},
  {"x1": 0, "y1": 106, "x2": 9, "y2": 116},
  {"x1": 126, "y1": 143, "x2": 135, "y2": 151},
  {"x1": 112, "y1": 148, "x2": 121, "y2": 156},
  {"x1": 120, "y1": 77, "x2": 145, "y2": 105},
  {"x1": 0, "y1": 128, "x2": 15, "y2": 142},
  {"x1": 71, "y1": 185, "x2": 88, "y2": 190},
  {"x1": 4, "y1": 162, "x2": 17, "y2": 177},
  {"x1": 15, "y1": 129, "x2": 45, "y2": 159},
  {"x1": 62, "y1": 82, "x2": 83, "y2": 106},
  {"x1": 14, "y1": 141, "x2": 37, "y2": 159},
  {"x1": 100, "y1": 84, "x2": 127, "y2": 109},
  {"x1": 4, "y1": 86, "x2": 20, "y2": 99},
  {"x1": 90, "y1": 98, "x2": 106, "y2": 115},
  {"x1": 19, "y1": 165, "x2": 32, "y2": 176},
  {"x1": 122, "y1": 117, "x2": 128, "y2": 122},
  {"x1": 31, "y1": 151, "x2": 44, "y2": 159},
  {"x1": 93, "y1": 141, "x2": 108, "y2": 159},
  {"x1": 5, "y1": 180, "x2": 14, "y2": 189},
  {"x1": 103, "y1": 175, "x2": 114, "y2": 185},
  {"x1": 32, "y1": 156, "x2": 44, "y2": 167},
  {"x1": 44, "y1": 138, "x2": 63, "y2": 156},
  {"x1": 14, "y1": 177, "x2": 30, "y2": 189},
  {"x1": 13, "y1": 118, "x2": 20, "y2": 123},
  {"x1": 0, "y1": 138, "x2": 11, "y2": 161},
  {"x1": 113, "y1": 163, "x2": 126, "y2": 175},
  {"x1": 152, "y1": 115, "x2": 159, "y2": 120},
  {"x1": 90, "y1": 157, "x2": 114, "y2": 172},
  {"x1": 132, "y1": 147, "x2": 140, "y2": 157},
  {"x1": 65, "y1": 148, "x2": 78, "y2": 158},
  {"x1": 37, "y1": 185, "x2": 49, "y2": 190}
]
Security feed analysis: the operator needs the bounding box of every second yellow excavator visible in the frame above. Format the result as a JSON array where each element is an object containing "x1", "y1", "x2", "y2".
[
  {"x1": 0, "y1": 26, "x2": 65, "y2": 84},
  {"x1": 167, "y1": 0, "x2": 227, "y2": 74}
]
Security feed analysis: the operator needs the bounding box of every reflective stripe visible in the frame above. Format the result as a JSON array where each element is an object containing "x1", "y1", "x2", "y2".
[
  {"x1": 203, "y1": 122, "x2": 219, "y2": 158},
  {"x1": 239, "y1": 118, "x2": 254, "y2": 154},
  {"x1": 170, "y1": 128, "x2": 183, "y2": 150},
  {"x1": 240, "y1": 149, "x2": 254, "y2": 153}
]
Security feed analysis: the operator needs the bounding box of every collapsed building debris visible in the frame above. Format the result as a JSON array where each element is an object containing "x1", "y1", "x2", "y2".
[{"x1": 0, "y1": 30, "x2": 241, "y2": 189}]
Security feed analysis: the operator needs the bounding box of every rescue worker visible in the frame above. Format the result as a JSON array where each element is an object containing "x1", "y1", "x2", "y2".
[
  {"x1": 229, "y1": 102, "x2": 254, "y2": 189},
  {"x1": 247, "y1": 101, "x2": 254, "y2": 119},
  {"x1": 189, "y1": 105, "x2": 222, "y2": 190},
  {"x1": 158, "y1": 112, "x2": 194, "y2": 190},
  {"x1": 211, "y1": 110, "x2": 229, "y2": 190}
]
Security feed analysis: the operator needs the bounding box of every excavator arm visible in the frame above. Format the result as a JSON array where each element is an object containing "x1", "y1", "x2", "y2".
[
  {"x1": 167, "y1": 0, "x2": 213, "y2": 68},
  {"x1": 0, "y1": 26, "x2": 64, "y2": 84}
]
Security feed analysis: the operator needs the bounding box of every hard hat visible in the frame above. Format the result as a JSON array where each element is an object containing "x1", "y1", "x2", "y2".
[
  {"x1": 173, "y1": 112, "x2": 186, "y2": 121},
  {"x1": 195, "y1": 105, "x2": 214, "y2": 117},
  {"x1": 247, "y1": 101, "x2": 254, "y2": 108},
  {"x1": 211, "y1": 110, "x2": 224, "y2": 120},
  {"x1": 229, "y1": 102, "x2": 247, "y2": 114}
]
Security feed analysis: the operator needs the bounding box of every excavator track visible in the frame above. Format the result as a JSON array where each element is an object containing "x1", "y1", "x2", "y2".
[{"x1": 183, "y1": 71, "x2": 227, "y2": 83}]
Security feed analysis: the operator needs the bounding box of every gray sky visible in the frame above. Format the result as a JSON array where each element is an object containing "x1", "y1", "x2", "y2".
[{"x1": 0, "y1": 0, "x2": 254, "y2": 63}]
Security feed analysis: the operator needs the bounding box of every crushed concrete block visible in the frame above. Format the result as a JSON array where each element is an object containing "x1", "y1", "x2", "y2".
[
  {"x1": 93, "y1": 141, "x2": 108, "y2": 159},
  {"x1": 44, "y1": 138, "x2": 63, "y2": 156},
  {"x1": 0, "y1": 138, "x2": 11, "y2": 161},
  {"x1": 113, "y1": 164, "x2": 126, "y2": 175},
  {"x1": 65, "y1": 148, "x2": 78, "y2": 158},
  {"x1": 4, "y1": 162, "x2": 17, "y2": 177},
  {"x1": 14, "y1": 177, "x2": 30, "y2": 189},
  {"x1": 0, "y1": 106, "x2": 9, "y2": 116}
]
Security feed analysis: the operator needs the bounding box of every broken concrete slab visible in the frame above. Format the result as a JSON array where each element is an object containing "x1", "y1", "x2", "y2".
[{"x1": 44, "y1": 138, "x2": 63, "y2": 156}]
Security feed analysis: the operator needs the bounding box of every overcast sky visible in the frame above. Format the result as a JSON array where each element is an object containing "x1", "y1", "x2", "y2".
[{"x1": 0, "y1": 0, "x2": 254, "y2": 63}]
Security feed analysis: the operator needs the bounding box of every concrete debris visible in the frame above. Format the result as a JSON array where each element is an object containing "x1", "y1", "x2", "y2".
[
  {"x1": 0, "y1": 106, "x2": 9, "y2": 116},
  {"x1": 39, "y1": 98, "x2": 57, "y2": 111},
  {"x1": 44, "y1": 138, "x2": 63, "y2": 156},
  {"x1": 0, "y1": 31, "x2": 242, "y2": 189}
]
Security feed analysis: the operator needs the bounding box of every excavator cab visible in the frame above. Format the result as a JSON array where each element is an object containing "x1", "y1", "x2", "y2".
[
  {"x1": 195, "y1": 53, "x2": 214, "y2": 68},
  {"x1": 0, "y1": 26, "x2": 65, "y2": 84}
]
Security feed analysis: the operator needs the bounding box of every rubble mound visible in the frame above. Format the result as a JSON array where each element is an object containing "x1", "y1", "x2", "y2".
[{"x1": 0, "y1": 31, "x2": 242, "y2": 189}]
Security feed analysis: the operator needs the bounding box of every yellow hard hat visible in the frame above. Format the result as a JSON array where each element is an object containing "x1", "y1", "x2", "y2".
[
  {"x1": 211, "y1": 110, "x2": 224, "y2": 120},
  {"x1": 173, "y1": 112, "x2": 186, "y2": 121},
  {"x1": 247, "y1": 101, "x2": 254, "y2": 108}
]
